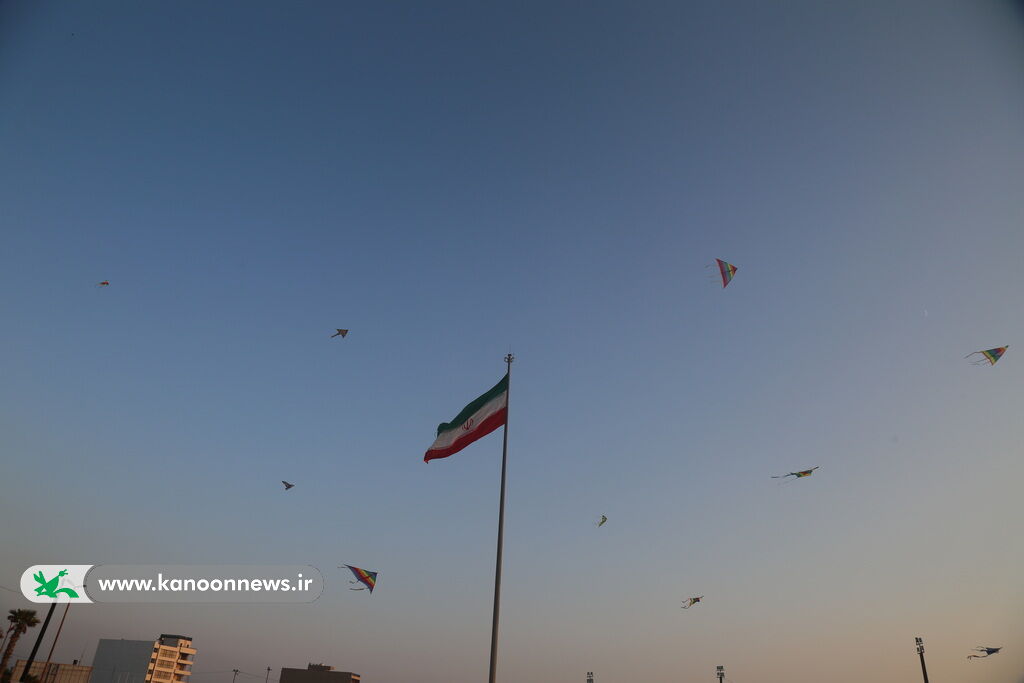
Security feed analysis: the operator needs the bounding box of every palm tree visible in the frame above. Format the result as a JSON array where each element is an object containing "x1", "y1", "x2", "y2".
[
  {"x1": 0, "y1": 609, "x2": 40, "y2": 678},
  {"x1": 0, "y1": 624, "x2": 11, "y2": 667}
]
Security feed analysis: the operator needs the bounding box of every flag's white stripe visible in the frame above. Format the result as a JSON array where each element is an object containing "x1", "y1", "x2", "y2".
[{"x1": 428, "y1": 391, "x2": 507, "y2": 451}]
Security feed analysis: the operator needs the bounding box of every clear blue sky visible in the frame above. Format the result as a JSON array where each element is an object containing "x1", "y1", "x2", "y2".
[{"x1": 2, "y1": 2, "x2": 1024, "y2": 682}]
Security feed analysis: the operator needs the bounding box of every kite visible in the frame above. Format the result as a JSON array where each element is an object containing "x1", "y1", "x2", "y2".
[
  {"x1": 965, "y1": 347, "x2": 1007, "y2": 366},
  {"x1": 96, "y1": 281, "x2": 110, "y2": 287},
  {"x1": 331, "y1": 329, "x2": 349, "y2": 338},
  {"x1": 681, "y1": 596, "x2": 703, "y2": 609},
  {"x1": 596, "y1": 515, "x2": 607, "y2": 527},
  {"x1": 967, "y1": 647, "x2": 1001, "y2": 660},
  {"x1": 772, "y1": 467, "x2": 818, "y2": 480},
  {"x1": 708, "y1": 259, "x2": 738, "y2": 288},
  {"x1": 281, "y1": 481, "x2": 295, "y2": 490},
  {"x1": 342, "y1": 565, "x2": 377, "y2": 592}
]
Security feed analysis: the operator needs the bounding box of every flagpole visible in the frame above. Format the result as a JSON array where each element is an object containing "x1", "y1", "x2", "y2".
[{"x1": 488, "y1": 353, "x2": 513, "y2": 683}]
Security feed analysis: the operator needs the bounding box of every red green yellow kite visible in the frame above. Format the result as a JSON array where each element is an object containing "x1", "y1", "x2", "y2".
[
  {"x1": 714, "y1": 259, "x2": 737, "y2": 288},
  {"x1": 966, "y1": 347, "x2": 1007, "y2": 366},
  {"x1": 343, "y1": 565, "x2": 378, "y2": 593}
]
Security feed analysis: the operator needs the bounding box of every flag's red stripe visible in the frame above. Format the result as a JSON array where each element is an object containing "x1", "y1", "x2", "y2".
[{"x1": 424, "y1": 408, "x2": 507, "y2": 462}]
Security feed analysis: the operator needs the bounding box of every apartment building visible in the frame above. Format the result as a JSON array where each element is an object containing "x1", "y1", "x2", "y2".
[{"x1": 91, "y1": 635, "x2": 195, "y2": 683}]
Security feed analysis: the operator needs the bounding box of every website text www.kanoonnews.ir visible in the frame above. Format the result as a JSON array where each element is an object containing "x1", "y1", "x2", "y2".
[{"x1": 20, "y1": 564, "x2": 325, "y2": 603}]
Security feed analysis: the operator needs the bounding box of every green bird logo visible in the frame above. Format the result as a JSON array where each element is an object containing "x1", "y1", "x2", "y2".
[{"x1": 33, "y1": 569, "x2": 80, "y2": 599}]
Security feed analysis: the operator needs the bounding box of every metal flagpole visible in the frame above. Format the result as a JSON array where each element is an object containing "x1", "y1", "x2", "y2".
[{"x1": 487, "y1": 353, "x2": 513, "y2": 683}]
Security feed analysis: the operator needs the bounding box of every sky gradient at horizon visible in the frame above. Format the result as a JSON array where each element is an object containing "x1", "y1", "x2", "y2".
[{"x1": 2, "y1": 2, "x2": 1024, "y2": 682}]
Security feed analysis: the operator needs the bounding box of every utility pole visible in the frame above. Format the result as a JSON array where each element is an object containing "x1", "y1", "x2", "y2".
[
  {"x1": 265, "y1": 668, "x2": 271, "y2": 683},
  {"x1": 915, "y1": 637, "x2": 929, "y2": 683},
  {"x1": 586, "y1": 672, "x2": 593, "y2": 683},
  {"x1": 19, "y1": 602, "x2": 57, "y2": 682},
  {"x1": 716, "y1": 665, "x2": 725, "y2": 683},
  {"x1": 40, "y1": 603, "x2": 72, "y2": 683}
]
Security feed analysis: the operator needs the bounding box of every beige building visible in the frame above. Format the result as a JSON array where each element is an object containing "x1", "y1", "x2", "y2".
[
  {"x1": 12, "y1": 660, "x2": 93, "y2": 683},
  {"x1": 145, "y1": 635, "x2": 195, "y2": 683},
  {"x1": 91, "y1": 635, "x2": 195, "y2": 683},
  {"x1": 279, "y1": 664, "x2": 359, "y2": 683}
]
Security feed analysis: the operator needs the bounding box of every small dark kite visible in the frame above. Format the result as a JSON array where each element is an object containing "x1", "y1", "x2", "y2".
[{"x1": 772, "y1": 467, "x2": 819, "y2": 480}]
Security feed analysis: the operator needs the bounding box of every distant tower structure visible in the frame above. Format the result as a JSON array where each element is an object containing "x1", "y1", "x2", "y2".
[
  {"x1": 915, "y1": 637, "x2": 929, "y2": 683},
  {"x1": 586, "y1": 672, "x2": 593, "y2": 683},
  {"x1": 716, "y1": 665, "x2": 725, "y2": 683}
]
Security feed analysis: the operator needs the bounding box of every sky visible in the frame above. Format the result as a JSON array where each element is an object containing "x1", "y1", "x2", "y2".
[{"x1": 1, "y1": 1, "x2": 1024, "y2": 682}]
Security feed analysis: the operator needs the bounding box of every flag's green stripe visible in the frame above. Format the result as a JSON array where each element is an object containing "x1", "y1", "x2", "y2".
[{"x1": 436, "y1": 374, "x2": 509, "y2": 436}]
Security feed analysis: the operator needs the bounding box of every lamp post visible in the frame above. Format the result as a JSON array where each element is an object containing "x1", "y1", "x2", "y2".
[
  {"x1": 716, "y1": 665, "x2": 724, "y2": 683},
  {"x1": 915, "y1": 637, "x2": 929, "y2": 683}
]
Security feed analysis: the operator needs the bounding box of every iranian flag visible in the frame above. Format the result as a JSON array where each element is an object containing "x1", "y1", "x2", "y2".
[{"x1": 424, "y1": 374, "x2": 508, "y2": 463}]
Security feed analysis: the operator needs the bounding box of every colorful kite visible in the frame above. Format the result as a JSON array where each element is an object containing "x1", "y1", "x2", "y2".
[
  {"x1": 596, "y1": 515, "x2": 607, "y2": 527},
  {"x1": 343, "y1": 565, "x2": 377, "y2": 593},
  {"x1": 772, "y1": 467, "x2": 818, "y2": 480},
  {"x1": 967, "y1": 647, "x2": 1001, "y2": 660},
  {"x1": 96, "y1": 281, "x2": 110, "y2": 287},
  {"x1": 281, "y1": 481, "x2": 294, "y2": 490},
  {"x1": 331, "y1": 329, "x2": 349, "y2": 338},
  {"x1": 965, "y1": 347, "x2": 1007, "y2": 366},
  {"x1": 712, "y1": 259, "x2": 738, "y2": 288},
  {"x1": 681, "y1": 596, "x2": 703, "y2": 609}
]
